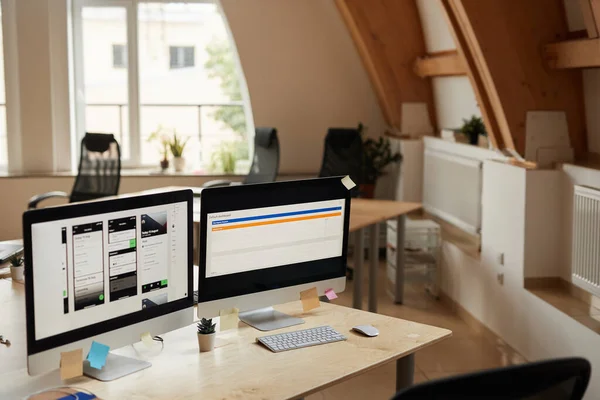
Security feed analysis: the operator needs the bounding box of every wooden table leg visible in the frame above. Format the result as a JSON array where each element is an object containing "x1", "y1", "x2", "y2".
[
  {"x1": 368, "y1": 223, "x2": 378, "y2": 313},
  {"x1": 396, "y1": 353, "x2": 415, "y2": 391},
  {"x1": 395, "y1": 215, "x2": 406, "y2": 304},
  {"x1": 353, "y1": 229, "x2": 364, "y2": 309}
]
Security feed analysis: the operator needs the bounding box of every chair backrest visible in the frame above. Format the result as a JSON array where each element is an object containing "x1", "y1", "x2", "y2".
[
  {"x1": 318, "y1": 128, "x2": 363, "y2": 194},
  {"x1": 243, "y1": 127, "x2": 280, "y2": 185},
  {"x1": 70, "y1": 133, "x2": 122, "y2": 203},
  {"x1": 392, "y1": 358, "x2": 591, "y2": 400}
]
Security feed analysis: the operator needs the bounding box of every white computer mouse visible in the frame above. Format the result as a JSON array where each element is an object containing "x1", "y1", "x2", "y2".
[{"x1": 352, "y1": 325, "x2": 379, "y2": 337}]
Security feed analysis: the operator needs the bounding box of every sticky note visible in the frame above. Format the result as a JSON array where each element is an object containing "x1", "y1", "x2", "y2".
[
  {"x1": 141, "y1": 332, "x2": 154, "y2": 347},
  {"x1": 87, "y1": 341, "x2": 110, "y2": 370},
  {"x1": 60, "y1": 348, "x2": 83, "y2": 380},
  {"x1": 300, "y1": 287, "x2": 320, "y2": 312},
  {"x1": 219, "y1": 307, "x2": 240, "y2": 331},
  {"x1": 341, "y1": 175, "x2": 356, "y2": 190},
  {"x1": 324, "y1": 288, "x2": 338, "y2": 300}
]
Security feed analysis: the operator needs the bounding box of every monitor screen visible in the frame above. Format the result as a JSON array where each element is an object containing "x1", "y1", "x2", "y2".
[
  {"x1": 198, "y1": 178, "x2": 351, "y2": 303},
  {"x1": 23, "y1": 190, "x2": 193, "y2": 353},
  {"x1": 206, "y1": 199, "x2": 345, "y2": 278}
]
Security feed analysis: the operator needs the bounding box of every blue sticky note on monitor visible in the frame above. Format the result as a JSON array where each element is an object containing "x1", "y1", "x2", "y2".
[{"x1": 87, "y1": 341, "x2": 110, "y2": 370}]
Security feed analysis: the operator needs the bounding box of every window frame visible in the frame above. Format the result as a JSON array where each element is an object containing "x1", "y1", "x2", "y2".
[
  {"x1": 169, "y1": 45, "x2": 195, "y2": 69},
  {"x1": 71, "y1": 0, "x2": 255, "y2": 170}
]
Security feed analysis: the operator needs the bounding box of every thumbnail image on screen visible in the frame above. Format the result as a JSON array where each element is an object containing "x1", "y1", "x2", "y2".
[
  {"x1": 140, "y1": 212, "x2": 169, "y2": 294},
  {"x1": 108, "y1": 216, "x2": 138, "y2": 301},
  {"x1": 72, "y1": 222, "x2": 105, "y2": 311}
]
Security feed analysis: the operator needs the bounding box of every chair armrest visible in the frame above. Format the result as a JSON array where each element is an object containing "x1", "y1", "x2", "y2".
[
  {"x1": 28, "y1": 191, "x2": 69, "y2": 209},
  {"x1": 202, "y1": 179, "x2": 233, "y2": 188}
]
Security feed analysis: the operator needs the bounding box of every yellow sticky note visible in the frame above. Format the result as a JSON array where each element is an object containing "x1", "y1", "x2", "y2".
[
  {"x1": 300, "y1": 287, "x2": 320, "y2": 312},
  {"x1": 219, "y1": 307, "x2": 240, "y2": 331},
  {"x1": 341, "y1": 175, "x2": 356, "y2": 190},
  {"x1": 60, "y1": 348, "x2": 83, "y2": 380},
  {"x1": 141, "y1": 332, "x2": 154, "y2": 347}
]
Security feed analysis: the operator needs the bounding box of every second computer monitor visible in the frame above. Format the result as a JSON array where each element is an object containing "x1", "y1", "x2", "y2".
[{"x1": 197, "y1": 177, "x2": 351, "y2": 330}]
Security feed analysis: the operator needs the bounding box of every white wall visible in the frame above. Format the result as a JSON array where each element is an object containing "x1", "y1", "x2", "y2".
[
  {"x1": 415, "y1": 0, "x2": 481, "y2": 131},
  {"x1": 221, "y1": 0, "x2": 386, "y2": 174},
  {"x1": 563, "y1": 0, "x2": 600, "y2": 155},
  {"x1": 442, "y1": 161, "x2": 600, "y2": 399}
]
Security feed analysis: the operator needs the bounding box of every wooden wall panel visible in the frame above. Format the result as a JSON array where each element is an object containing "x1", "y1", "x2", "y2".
[
  {"x1": 336, "y1": 0, "x2": 436, "y2": 132},
  {"x1": 442, "y1": 0, "x2": 587, "y2": 157}
]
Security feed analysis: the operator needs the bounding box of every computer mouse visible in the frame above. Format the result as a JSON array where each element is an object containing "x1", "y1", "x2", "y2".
[{"x1": 352, "y1": 325, "x2": 379, "y2": 337}]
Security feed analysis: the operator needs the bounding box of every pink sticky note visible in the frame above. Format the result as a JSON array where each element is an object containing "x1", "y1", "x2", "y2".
[{"x1": 325, "y1": 288, "x2": 338, "y2": 300}]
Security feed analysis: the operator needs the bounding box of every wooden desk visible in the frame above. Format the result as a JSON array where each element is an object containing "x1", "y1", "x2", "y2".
[
  {"x1": 0, "y1": 280, "x2": 451, "y2": 399},
  {"x1": 349, "y1": 199, "x2": 422, "y2": 312}
]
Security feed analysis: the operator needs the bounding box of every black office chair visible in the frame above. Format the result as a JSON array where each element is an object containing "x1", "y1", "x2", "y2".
[
  {"x1": 203, "y1": 127, "x2": 279, "y2": 188},
  {"x1": 28, "y1": 133, "x2": 122, "y2": 209},
  {"x1": 392, "y1": 357, "x2": 591, "y2": 400},
  {"x1": 318, "y1": 127, "x2": 363, "y2": 197}
]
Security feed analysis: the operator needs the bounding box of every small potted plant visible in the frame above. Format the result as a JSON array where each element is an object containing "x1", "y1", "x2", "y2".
[
  {"x1": 360, "y1": 123, "x2": 402, "y2": 198},
  {"x1": 459, "y1": 116, "x2": 487, "y2": 147},
  {"x1": 169, "y1": 131, "x2": 190, "y2": 172},
  {"x1": 8, "y1": 254, "x2": 24, "y2": 282},
  {"x1": 197, "y1": 318, "x2": 216, "y2": 352},
  {"x1": 147, "y1": 125, "x2": 171, "y2": 171}
]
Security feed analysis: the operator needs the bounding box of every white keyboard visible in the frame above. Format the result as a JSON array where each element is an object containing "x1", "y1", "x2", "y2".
[{"x1": 256, "y1": 325, "x2": 346, "y2": 353}]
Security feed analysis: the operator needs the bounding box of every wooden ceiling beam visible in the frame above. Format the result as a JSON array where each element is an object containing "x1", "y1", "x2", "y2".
[
  {"x1": 335, "y1": 0, "x2": 436, "y2": 132},
  {"x1": 441, "y1": 0, "x2": 587, "y2": 158},
  {"x1": 413, "y1": 51, "x2": 467, "y2": 78},
  {"x1": 544, "y1": 38, "x2": 600, "y2": 69}
]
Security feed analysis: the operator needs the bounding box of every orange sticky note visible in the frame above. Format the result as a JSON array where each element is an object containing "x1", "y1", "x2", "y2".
[
  {"x1": 300, "y1": 287, "x2": 320, "y2": 312},
  {"x1": 60, "y1": 348, "x2": 83, "y2": 380},
  {"x1": 219, "y1": 307, "x2": 240, "y2": 331}
]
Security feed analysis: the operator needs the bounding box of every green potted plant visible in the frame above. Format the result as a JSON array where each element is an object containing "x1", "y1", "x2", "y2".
[
  {"x1": 460, "y1": 116, "x2": 487, "y2": 147},
  {"x1": 8, "y1": 254, "x2": 24, "y2": 282},
  {"x1": 197, "y1": 317, "x2": 216, "y2": 352},
  {"x1": 360, "y1": 123, "x2": 402, "y2": 198},
  {"x1": 147, "y1": 125, "x2": 171, "y2": 171},
  {"x1": 169, "y1": 131, "x2": 190, "y2": 172}
]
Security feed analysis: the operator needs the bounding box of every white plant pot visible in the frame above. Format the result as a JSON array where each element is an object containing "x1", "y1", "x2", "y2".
[
  {"x1": 10, "y1": 265, "x2": 24, "y2": 282},
  {"x1": 173, "y1": 157, "x2": 186, "y2": 172},
  {"x1": 197, "y1": 333, "x2": 216, "y2": 352}
]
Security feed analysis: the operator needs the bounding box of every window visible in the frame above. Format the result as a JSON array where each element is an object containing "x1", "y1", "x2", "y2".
[
  {"x1": 169, "y1": 46, "x2": 194, "y2": 69},
  {"x1": 72, "y1": 1, "x2": 254, "y2": 172},
  {"x1": 112, "y1": 44, "x2": 127, "y2": 68}
]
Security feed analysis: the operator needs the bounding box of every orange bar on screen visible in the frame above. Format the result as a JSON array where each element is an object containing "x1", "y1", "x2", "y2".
[{"x1": 212, "y1": 212, "x2": 342, "y2": 231}]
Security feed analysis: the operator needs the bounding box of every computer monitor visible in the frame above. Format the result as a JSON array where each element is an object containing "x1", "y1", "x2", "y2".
[
  {"x1": 197, "y1": 177, "x2": 351, "y2": 331},
  {"x1": 23, "y1": 190, "x2": 194, "y2": 380}
]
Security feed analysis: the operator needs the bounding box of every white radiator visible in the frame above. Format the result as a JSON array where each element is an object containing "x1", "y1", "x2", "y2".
[
  {"x1": 571, "y1": 185, "x2": 600, "y2": 297},
  {"x1": 422, "y1": 137, "x2": 498, "y2": 235}
]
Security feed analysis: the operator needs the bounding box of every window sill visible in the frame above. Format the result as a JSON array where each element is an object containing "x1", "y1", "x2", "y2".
[{"x1": 0, "y1": 168, "x2": 248, "y2": 179}]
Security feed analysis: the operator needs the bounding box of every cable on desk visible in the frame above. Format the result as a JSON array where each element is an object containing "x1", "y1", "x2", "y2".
[{"x1": 24, "y1": 386, "x2": 97, "y2": 400}]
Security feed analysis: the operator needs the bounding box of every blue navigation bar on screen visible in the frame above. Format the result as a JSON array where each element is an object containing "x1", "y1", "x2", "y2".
[{"x1": 212, "y1": 206, "x2": 342, "y2": 225}]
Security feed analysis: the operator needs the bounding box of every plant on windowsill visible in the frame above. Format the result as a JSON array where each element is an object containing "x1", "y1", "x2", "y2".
[
  {"x1": 459, "y1": 116, "x2": 488, "y2": 148},
  {"x1": 147, "y1": 125, "x2": 171, "y2": 171},
  {"x1": 8, "y1": 254, "x2": 24, "y2": 283},
  {"x1": 169, "y1": 131, "x2": 190, "y2": 172},
  {"x1": 197, "y1": 318, "x2": 217, "y2": 352},
  {"x1": 360, "y1": 123, "x2": 402, "y2": 198}
]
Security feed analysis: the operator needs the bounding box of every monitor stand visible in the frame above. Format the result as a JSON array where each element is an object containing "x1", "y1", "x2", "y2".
[
  {"x1": 239, "y1": 306, "x2": 304, "y2": 331},
  {"x1": 83, "y1": 353, "x2": 151, "y2": 382}
]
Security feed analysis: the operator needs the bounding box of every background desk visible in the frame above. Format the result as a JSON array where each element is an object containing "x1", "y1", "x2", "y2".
[{"x1": 0, "y1": 279, "x2": 451, "y2": 399}]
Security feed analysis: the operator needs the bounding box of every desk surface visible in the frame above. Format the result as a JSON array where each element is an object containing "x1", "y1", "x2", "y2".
[{"x1": 0, "y1": 280, "x2": 450, "y2": 400}]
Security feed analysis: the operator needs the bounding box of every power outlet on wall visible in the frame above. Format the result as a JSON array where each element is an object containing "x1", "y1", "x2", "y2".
[{"x1": 497, "y1": 273, "x2": 504, "y2": 285}]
